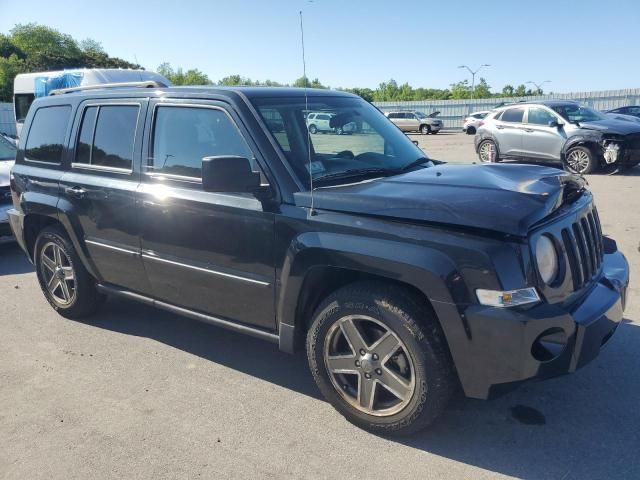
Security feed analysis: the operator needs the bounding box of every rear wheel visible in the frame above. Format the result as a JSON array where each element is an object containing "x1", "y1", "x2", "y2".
[
  {"x1": 306, "y1": 282, "x2": 456, "y2": 435},
  {"x1": 478, "y1": 139, "x2": 499, "y2": 163},
  {"x1": 34, "y1": 226, "x2": 104, "y2": 318},
  {"x1": 335, "y1": 126, "x2": 343, "y2": 135},
  {"x1": 565, "y1": 146, "x2": 597, "y2": 174},
  {"x1": 308, "y1": 124, "x2": 317, "y2": 134},
  {"x1": 420, "y1": 125, "x2": 430, "y2": 135},
  {"x1": 466, "y1": 126, "x2": 476, "y2": 135}
]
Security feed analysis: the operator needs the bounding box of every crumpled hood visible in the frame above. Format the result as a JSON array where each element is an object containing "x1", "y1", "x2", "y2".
[
  {"x1": 295, "y1": 164, "x2": 587, "y2": 236},
  {"x1": 0, "y1": 160, "x2": 13, "y2": 187},
  {"x1": 578, "y1": 119, "x2": 640, "y2": 135}
]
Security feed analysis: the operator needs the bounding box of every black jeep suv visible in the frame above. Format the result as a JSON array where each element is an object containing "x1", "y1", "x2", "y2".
[{"x1": 8, "y1": 85, "x2": 629, "y2": 434}]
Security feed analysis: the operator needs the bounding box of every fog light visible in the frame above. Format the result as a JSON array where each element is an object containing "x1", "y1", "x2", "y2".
[
  {"x1": 476, "y1": 288, "x2": 540, "y2": 307},
  {"x1": 531, "y1": 328, "x2": 568, "y2": 362},
  {"x1": 603, "y1": 143, "x2": 620, "y2": 164}
]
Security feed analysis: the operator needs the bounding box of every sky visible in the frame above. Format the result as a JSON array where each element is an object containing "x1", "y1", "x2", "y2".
[{"x1": 1, "y1": 0, "x2": 639, "y2": 93}]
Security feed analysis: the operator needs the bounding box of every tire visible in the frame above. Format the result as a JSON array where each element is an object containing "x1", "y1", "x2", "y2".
[
  {"x1": 34, "y1": 225, "x2": 105, "y2": 319},
  {"x1": 565, "y1": 145, "x2": 597, "y2": 174},
  {"x1": 308, "y1": 124, "x2": 317, "y2": 134},
  {"x1": 306, "y1": 282, "x2": 456, "y2": 435},
  {"x1": 466, "y1": 126, "x2": 476, "y2": 135},
  {"x1": 420, "y1": 125, "x2": 430, "y2": 135},
  {"x1": 335, "y1": 127, "x2": 343, "y2": 135},
  {"x1": 477, "y1": 139, "x2": 499, "y2": 163},
  {"x1": 431, "y1": 130, "x2": 439, "y2": 135}
]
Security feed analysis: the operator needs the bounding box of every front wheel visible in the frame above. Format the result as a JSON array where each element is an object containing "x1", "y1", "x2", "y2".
[
  {"x1": 335, "y1": 126, "x2": 343, "y2": 135},
  {"x1": 308, "y1": 124, "x2": 317, "y2": 134},
  {"x1": 565, "y1": 146, "x2": 597, "y2": 174},
  {"x1": 478, "y1": 139, "x2": 499, "y2": 163},
  {"x1": 420, "y1": 125, "x2": 430, "y2": 135},
  {"x1": 306, "y1": 282, "x2": 456, "y2": 435},
  {"x1": 34, "y1": 225, "x2": 105, "y2": 318}
]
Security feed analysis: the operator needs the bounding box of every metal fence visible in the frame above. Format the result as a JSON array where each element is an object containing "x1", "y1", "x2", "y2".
[
  {"x1": 374, "y1": 88, "x2": 640, "y2": 130},
  {"x1": 0, "y1": 103, "x2": 16, "y2": 137}
]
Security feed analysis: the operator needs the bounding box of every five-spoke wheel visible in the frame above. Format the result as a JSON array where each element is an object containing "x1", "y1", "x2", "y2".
[{"x1": 39, "y1": 241, "x2": 76, "y2": 306}]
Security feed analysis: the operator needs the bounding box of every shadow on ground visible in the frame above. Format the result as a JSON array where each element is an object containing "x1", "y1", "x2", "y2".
[
  {"x1": 83, "y1": 294, "x2": 640, "y2": 479},
  {"x1": 0, "y1": 241, "x2": 34, "y2": 275}
]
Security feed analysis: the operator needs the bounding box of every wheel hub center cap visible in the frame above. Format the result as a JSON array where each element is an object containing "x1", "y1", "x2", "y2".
[
  {"x1": 359, "y1": 353, "x2": 375, "y2": 374},
  {"x1": 55, "y1": 267, "x2": 65, "y2": 279}
]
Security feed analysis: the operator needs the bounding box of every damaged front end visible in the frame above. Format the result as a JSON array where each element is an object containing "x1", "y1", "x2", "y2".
[{"x1": 599, "y1": 133, "x2": 640, "y2": 172}]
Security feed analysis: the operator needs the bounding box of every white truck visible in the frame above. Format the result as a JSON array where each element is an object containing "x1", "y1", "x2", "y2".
[{"x1": 14, "y1": 68, "x2": 170, "y2": 138}]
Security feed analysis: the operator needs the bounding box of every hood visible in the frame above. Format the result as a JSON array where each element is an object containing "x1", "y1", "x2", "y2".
[
  {"x1": 0, "y1": 160, "x2": 13, "y2": 187},
  {"x1": 427, "y1": 111, "x2": 441, "y2": 118},
  {"x1": 295, "y1": 164, "x2": 587, "y2": 236},
  {"x1": 576, "y1": 118, "x2": 640, "y2": 135}
]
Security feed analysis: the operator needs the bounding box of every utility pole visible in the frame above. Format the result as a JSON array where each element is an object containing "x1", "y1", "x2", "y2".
[
  {"x1": 458, "y1": 64, "x2": 490, "y2": 101},
  {"x1": 526, "y1": 80, "x2": 551, "y2": 95}
]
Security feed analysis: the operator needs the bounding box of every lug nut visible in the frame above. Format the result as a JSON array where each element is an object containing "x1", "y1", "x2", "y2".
[
  {"x1": 364, "y1": 373, "x2": 371, "y2": 379},
  {"x1": 355, "y1": 360, "x2": 360, "y2": 367},
  {"x1": 375, "y1": 368, "x2": 382, "y2": 375},
  {"x1": 359, "y1": 349, "x2": 366, "y2": 355},
  {"x1": 372, "y1": 353, "x2": 379, "y2": 360}
]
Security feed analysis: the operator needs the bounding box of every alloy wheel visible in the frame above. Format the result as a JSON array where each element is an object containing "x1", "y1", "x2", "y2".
[
  {"x1": 39, "y1": 242, "x2": 76, "y2": 306},
  {"x1": 479, "y1": 141, "x2": 496, "y2": 162},
  {"x1": 323, "y1": 315, "x2": 416, "y2": 417},
  {"x1": 567, "y1": 149, "x2": 590, "y2": 173}
]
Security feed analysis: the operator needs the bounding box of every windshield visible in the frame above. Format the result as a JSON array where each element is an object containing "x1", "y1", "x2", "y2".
[
  {"x1": 551, "y1": 104, "x2": 606, "y2": 123},
  {"x1": 415, "y1": 112, "x2": 428, "y2": 119},
  {"x1": 0, "y1": 136, "x2": 16, "y2": 160},
  {"x1": 253, "y1": 96, "x2": 430, "y2": 187}
]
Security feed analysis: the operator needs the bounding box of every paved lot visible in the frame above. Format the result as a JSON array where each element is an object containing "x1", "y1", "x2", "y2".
[{"x1": 1, "y1": 133, "x2": 639, "y2": 479}]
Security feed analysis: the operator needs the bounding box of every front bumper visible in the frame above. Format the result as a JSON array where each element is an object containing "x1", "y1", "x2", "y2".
[{"x1": 455, "y1": 247, "x2": 629, "y2": 399}]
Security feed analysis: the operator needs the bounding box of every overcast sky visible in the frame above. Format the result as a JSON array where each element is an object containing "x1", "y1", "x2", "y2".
[{"x1": 1, "y1": 0, "x2": 639, "y2": 92}]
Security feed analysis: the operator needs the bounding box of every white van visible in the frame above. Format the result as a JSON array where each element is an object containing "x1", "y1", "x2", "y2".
[{"x1": 14, "y1": 68, "x2": 170, "y2": 138}]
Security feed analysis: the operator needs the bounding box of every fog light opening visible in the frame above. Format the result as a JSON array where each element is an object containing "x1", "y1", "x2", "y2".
[{"x1": 531, "y1": 328, "x2": 568, "y2": 362}]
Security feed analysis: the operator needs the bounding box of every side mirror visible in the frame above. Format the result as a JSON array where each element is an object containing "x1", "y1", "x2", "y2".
[
  {"x1": 548, "y1": 119, "x2": 563, "y2": 128},
  {"x1": 202, "y1": 156, "x2": 261, "y2": 193}
]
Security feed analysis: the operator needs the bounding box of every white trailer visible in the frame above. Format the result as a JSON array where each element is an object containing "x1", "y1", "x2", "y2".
[{"x1": 14, "y1": 68, "x2": 170, "y2": 137}]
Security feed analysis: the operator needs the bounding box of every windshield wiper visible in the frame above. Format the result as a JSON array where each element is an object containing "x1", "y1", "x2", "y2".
[
  {"x1": 313, "y1": 167, "x2": 394, "y2": 185},
  {"x1": 398, "y1": 156, "x2": 433, "y2": 172}
]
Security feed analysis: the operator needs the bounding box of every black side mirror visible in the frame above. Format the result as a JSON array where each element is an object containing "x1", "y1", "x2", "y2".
[{"x1": 202, "y1": 156, "x2": 261, "y2": 193}]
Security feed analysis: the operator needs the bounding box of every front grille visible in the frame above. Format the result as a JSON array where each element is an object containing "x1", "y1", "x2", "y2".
[{"x1": 559, "y1": 208, "x2": 604, "y2": 290}]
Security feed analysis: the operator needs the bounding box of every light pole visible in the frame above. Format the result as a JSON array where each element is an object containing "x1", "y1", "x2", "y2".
[
  {"x1": 526, "y1": 80, "x2": 551, "y2": 95},
  {"x1": 458, "y1": 64, "x2": 490, "y2": 100}
]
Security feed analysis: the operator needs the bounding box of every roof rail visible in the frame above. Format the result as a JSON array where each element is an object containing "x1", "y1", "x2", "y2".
[{"x1": 48, "y1": 80, "x2": 168, "y2": 96}]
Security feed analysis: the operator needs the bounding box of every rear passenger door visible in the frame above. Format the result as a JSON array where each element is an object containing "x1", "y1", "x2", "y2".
[
  {"x1": 137, "y1": 100, "x2": 276, "y2": 330},
  {"x1": 59, "y1": 99, "x2": 151, "y2": 295},
  {"x1": 494, "y1": 107, "x2": 525, "y2": 156}
]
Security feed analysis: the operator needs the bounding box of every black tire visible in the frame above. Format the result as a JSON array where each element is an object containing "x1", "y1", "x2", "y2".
[
  {"x1": 565, "y1": 145, "x2": 597, "y2": 174},
  {"x1": 466, "y1": 126, "x2": 476, "y2": 135},
  {"x1": 430, "y1": 130, "x2": 439, "y2": 134},
  {"x1": 34, "y1": 225, "x2": 105, "y2": 319},
  {"x1": 308, "y1": 124, "x2": 317, "y2": 134},
  {"x1": 477, "y1": 139, "x2": 499, "y2": 163},
  {"x1": 420, "y1": 124, "x2": 430, "y2": 135},
  {"x1": 306, "y1": 282, "x2": 456, "y2": 435}
]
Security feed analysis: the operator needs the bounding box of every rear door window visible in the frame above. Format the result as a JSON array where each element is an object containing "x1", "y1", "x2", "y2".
[
  {"x1": 74, "y1": 105, "x2": 139, "y2": 170},
  {"x1": 25, "y1": 105, "x2": 71, "y2": 163},
  {"x1": 501, "y1": 108, "x2": 525, "y2": 123}
]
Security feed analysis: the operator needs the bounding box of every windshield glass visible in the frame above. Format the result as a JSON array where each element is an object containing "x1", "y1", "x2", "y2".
[
  {"x1": 551, "y1": 104, "x2": 606, "y2": 123},
  {"x1": 415, "y1": 112, "x2": 428, "y2": 118},
  {"x1": 0, "y1": 136, "x2": 16, "y2": 160},
  {"x1": 253, "y1": 96, "x2": 430, "y2": 187}
]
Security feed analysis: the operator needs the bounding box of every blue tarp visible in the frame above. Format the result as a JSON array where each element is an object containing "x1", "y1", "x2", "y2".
[{"x1": 34, "y1": 71, "x2": 84, "y2": 97}]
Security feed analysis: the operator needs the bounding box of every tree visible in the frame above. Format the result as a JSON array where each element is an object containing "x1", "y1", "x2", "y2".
[
  {"x1": 501, "y1": 84, "x2": 514, "y2": 97},
  {"x1": 292, "y1": 76, "x2": 327, "y2": 89},
  {"x1": 514, "y1": 84, "x2": 527, "y2": 97},
  {"x1": 473, "y1": 78, "x2": 491, "y2": 99},
  {"x1": 0, "y1": 54, "x2": 26, "y2": 102},
  {"x1": 79, "y1": 38, "x2": 105, "y2": 55},
  {"x1": 450, "y1": 80, "x2": 471, "y2": 99},
  {"x1": 158, "y1": 62, "x2": 211, "y2": 85}
]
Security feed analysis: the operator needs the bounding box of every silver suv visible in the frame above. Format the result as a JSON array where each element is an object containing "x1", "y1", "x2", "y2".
[
  {"x1": 475, "y1": 100, "x2": 640, "y2": 174},
  {"x1": 386, "y1": 111, "x2": 442, "y2": 134}
]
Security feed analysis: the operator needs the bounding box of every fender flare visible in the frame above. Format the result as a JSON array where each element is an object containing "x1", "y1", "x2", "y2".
[{"x1": 276, "y1": 232, "x2": 474, "y2": 360}]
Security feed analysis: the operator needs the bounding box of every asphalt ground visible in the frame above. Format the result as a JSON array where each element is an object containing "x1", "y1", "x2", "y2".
[{"x1": 1, "y1": 132, "x2": 638, "y2": 479}]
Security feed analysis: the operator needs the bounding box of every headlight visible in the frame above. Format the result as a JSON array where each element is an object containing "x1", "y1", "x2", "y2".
[{"x1": 535, "y1": 235, "x2": 559, "y2": 284}]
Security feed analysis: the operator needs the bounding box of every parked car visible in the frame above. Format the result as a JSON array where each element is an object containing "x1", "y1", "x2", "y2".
[
  {"x1": 306, "y1": 112, "x2": 356, "y2": 135},
  {"x1": 606, "y1": 105, "x2": 640, "y2": 118},
  {"x1": 9, "y1": 85, "x2": 629, "y2": 434},
  {"x1": 475, "y1": 100, "x2": 640, "y2": 174},
  {"x1": 386, "y1": 111, "x2": 442, "y2": 134},
  {"x1": 0, "y1": 134, "x2": 17, "y2": 241},
  {"x1": 462, "y1": 111, "x2": 489, "y2": 135}
]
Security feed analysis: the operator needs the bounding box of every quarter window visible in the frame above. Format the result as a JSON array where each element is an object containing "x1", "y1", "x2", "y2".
[
  {"x1": 25, "y1": 105, "x2": 71, "y2": 163},
  {"x1": 74, "y1": 105, "x2": 139, "y2": 170},
  {"x1": 527, "y1": 107, "x2": 557, "y2": 125},
  {"x1": 150, "y1": 106, "x2": 254, "y2": 179},
  {"x1": 501, "y1": 108, "x2": 525, "y2": 123}
]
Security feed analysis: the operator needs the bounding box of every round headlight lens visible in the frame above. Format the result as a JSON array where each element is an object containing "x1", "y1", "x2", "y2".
[{"x1": 536, "y1": 236, "x2": 559, "y2": 285}]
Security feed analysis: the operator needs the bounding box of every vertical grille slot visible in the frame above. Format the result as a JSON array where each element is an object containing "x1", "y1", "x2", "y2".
[{"x1": 558, "y1": 207, "x2": 605, "y2": 292}]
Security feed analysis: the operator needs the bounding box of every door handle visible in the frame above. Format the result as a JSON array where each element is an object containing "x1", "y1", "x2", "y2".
[
  {"x1": 524, "y1": 128, "x2": 534, "y2": 133},
  {"x1": 496, "y1": 125, "x2": 504, "y2": 129},
  {"x1": 65, "y1": 186, "x2": 86, "y2": 198}
]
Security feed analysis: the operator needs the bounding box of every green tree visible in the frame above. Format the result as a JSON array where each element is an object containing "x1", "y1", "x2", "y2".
[
  {"x1": 0, "y1": 54, "x2": 27, "y2": 102},
  {"x1": 158, "y1": 62, "x2": 211, "y2": 85},
  {"x1": 450, "y1": 80, "x2": 471, "y2": 99},
  {"x1": 473, "y1": 78, "x2": 491, "y2": 99},
  {"x1": 514, "y1": 84, "x2": 527, "y2": 96},
  {"x1": 501, "y1": 84, "x2": 514, "y2": 97}
]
